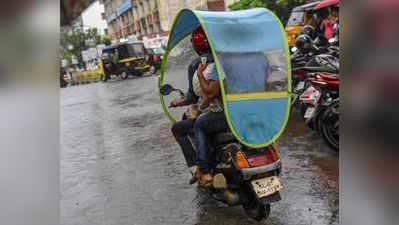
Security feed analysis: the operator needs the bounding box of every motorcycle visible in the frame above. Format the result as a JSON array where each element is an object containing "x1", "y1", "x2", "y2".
[
  {"x1": 290, "y1": 31, "x2": 339, "y2": 103},
  {"x1": 159, "y1": 9, "x2": 292, "y2": 220},
  {"x1": 291, "y1": 54, "x2": 339, "y2": 107},
  {"x1": 291, "y1": 23, "x2": 340, "y2": 150},
  {"x1": 299, "y1": 72, "x2": 339, "y2": 150},
  {"x1": 160, "y1": 84, "x2": 283, "y2": 220}
]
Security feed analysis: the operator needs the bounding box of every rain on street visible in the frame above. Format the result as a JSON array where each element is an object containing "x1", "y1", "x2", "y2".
[{"x1": 61, "y1": 75, "x2": 338, "y2": 225}]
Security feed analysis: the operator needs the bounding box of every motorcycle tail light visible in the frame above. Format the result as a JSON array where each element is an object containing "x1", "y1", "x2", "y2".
[
  {"x1": 234, "y1": 151, "x2": 250, "y2": 169},
  {"x1": 246, "y1": 146, "x2": 279, "y2": 167}
]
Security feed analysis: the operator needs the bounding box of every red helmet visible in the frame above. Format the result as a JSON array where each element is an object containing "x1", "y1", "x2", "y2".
[{"x1": 191, "y1": 26, "x2": 209, "y2": 54}]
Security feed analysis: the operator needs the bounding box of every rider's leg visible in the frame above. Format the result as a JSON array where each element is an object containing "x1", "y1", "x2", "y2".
[
  {"x1": 171, "y1": 119, "x2": 196, "y2": 168},
  {"x1": 194, "y1": 111, "x2": 229, "y2": 175}
]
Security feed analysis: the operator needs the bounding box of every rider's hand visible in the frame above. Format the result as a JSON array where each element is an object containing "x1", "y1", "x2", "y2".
[
  {"x1": 197, "y1": 63, "x2": 207, "y2": 77},
  {"x1": 169, "y1": 98, "x2": 186, "y2": 108}
]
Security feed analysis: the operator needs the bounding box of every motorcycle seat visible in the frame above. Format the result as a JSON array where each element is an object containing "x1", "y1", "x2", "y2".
[{"x1": 209, "y1": 132, "x2": 237, "y2": 147}]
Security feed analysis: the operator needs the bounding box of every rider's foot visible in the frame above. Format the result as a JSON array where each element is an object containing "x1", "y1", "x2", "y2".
[
  {"x1": 189, "y1": 166, "x2": 199, "y2": 185},
  {"x1": 198, "y1": 173, "x2": 213, "y2": 188}
]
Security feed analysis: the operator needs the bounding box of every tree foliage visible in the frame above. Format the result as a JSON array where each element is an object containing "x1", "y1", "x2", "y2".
[
  {"x1": 229, "y1": 0, "x2": 306, "y2": 24},
  {"x1": 60, "y1": 27, "x2": 111, "y2": 67}
]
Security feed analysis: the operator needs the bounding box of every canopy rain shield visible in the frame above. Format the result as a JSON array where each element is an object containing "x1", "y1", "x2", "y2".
[{"x1": 159, "y1": 8, "x2": 291, "y2": 148}]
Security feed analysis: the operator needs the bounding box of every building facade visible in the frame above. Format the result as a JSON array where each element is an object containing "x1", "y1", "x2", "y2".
[
  {"x1": 102, "y1": 0, "x2": 161, "y2": 39},
  {"x1": 102, "y1": 0, "x2": 240, "y2": 40}
]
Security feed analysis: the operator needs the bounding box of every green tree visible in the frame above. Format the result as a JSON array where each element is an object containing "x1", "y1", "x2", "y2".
[
  {"x1": 229, "y1": 0, "x2": 305, "y2": 24},
  {"x1": 60, "y1": 27, "x2": 111, "y2": 68}
]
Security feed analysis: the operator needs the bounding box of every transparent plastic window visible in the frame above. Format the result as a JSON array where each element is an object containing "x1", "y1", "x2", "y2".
[{"x1": 217, "y1": 49, "x2": 288, "y2": 94}]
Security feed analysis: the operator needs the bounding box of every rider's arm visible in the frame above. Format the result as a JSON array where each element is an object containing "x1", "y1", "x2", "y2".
[{"x1": 197, "y1": 64, "x2": 220, "y2": 99}]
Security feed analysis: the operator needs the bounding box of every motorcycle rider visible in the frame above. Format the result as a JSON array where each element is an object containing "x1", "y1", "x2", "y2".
[
  {"x1": 170, "y1": 26, "x2": 228, "y2": 187},
  {"x1": 169, "y1": 27, "x2": 209, "y2": 179}
]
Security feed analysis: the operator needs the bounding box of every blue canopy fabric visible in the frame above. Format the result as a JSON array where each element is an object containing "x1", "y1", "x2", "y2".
[
  {"x1": 160, "y1": 8, "x2": 291, "y2": 148},
  {"x1": 168, "y1": 9, "x2": 285, "y2": 53}
]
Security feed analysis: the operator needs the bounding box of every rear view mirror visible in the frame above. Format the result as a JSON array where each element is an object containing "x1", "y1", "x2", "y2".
[{"x1": 160, "y1": 84, "x2": 175, "y2": 96}]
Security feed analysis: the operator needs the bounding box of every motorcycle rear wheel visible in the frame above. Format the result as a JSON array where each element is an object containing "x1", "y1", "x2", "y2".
[
  {"x1": 242, "y1": 201, "x2": 270, "y2": 221},
  {"x1": 319, "y1": 101, "x2": 339, "y2": 151}
]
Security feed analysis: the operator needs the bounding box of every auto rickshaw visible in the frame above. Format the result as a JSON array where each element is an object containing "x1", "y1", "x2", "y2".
[
  {"x1": 101, "y1": 41, "x2": 150, "y2": 81},
  {"x1": 285, "y1": 1, "x2": 320, "y2": 47},
  {"x1": 159, "y1": 9, "x2": 291, "y2": 220}
]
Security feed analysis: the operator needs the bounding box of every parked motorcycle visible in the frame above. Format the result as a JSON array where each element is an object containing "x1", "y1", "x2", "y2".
[
  {"x1": 291, "y1": 54, "x2": 339, "y2": 107},
  {"x1": 299, "y1": 72, "x2": 339, "y2": 150},
  {"x1": 290, "y1": 23, "x2": 340, "y2": 150},
  {"x1": 290, "y1": 30, "x2": 339, "y2": 108}
]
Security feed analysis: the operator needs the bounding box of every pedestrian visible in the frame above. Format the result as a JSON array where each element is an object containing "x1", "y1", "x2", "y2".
[{"x1": 320, "y1": 9, "x2": 334, "y2": 40}]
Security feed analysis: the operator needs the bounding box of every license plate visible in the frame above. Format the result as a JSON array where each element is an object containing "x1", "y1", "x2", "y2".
[
  {"x1": 296, "y1": 81, "x2": 305, "y2": 91},
  {"x1": 251, "y1": 176, "x2": 283, "y2": 198},
  {"x1": 304, "y1": 107, "x2": 315, "y2": 119}
]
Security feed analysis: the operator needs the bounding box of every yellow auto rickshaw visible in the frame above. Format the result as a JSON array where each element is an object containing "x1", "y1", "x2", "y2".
[
  {"x1": 101, "y1": 41, "x2": 151, "y2": 81},
  {"x1": 285, "y1": 1, "x2": 320, "y2": 47}
]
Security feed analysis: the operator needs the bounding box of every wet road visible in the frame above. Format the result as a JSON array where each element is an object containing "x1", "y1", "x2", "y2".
[{"x1": 61, "y1": 76, "x2": 338, "y2": 225}]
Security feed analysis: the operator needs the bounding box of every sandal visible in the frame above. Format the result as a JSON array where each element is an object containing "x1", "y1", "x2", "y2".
[{"x1": 198, "y1": 173, "x2": 213, "y2": 188}]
